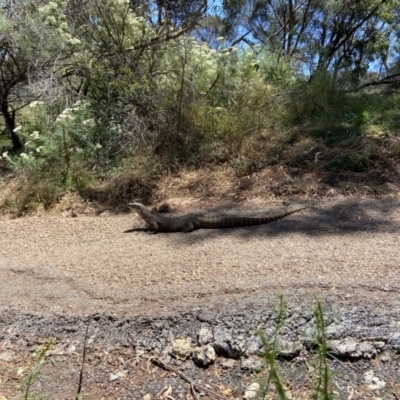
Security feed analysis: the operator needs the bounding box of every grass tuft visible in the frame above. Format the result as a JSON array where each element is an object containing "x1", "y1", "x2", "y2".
[{"x1": 21, "y1": 339, "x2": 54, "y2": 400}]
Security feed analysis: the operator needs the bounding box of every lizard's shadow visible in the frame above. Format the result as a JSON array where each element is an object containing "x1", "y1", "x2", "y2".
[
  {"x1": 123, "y1": 227, "x2": 152, "y2": 233},
  {"x1": 124, "y1": 197, "x2": 400, "y2": 242}
]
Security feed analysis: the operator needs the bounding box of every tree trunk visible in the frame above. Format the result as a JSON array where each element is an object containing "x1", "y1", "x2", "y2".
[{"x1": 1, "y1": 99, "x2": 23, "y2": 152}]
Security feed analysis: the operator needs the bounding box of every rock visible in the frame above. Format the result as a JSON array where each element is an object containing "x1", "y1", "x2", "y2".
[
  {"x1": 246, "y1": 336, "x2": 263, "y2": 355},
  {"x1": 142, "y1": 395, "x2": 151, "y2": 400},
  {"x1": 109, "y1": 370, "x2": 126, "y2": 381},
  {"x1": 387, "y1": 332, "x2": 400, "y2": 350},
  {"x1": 278, "y1": 339, "x2": 302, "y2": 359},
  {"x1": 213, "y1": 326, "x2": 246, "y2": 358},
  {"x1": 66, "y1": 344, "x2": 77, "y2": 354},
  {"x1": 171, "y1": 338, "x2": 193, "y2": 360},
  {"x1": 198, "y1": 325, "x2": 213, "y2": 345},
  {"x1": 243, "y1": 382, "x2": 260, "y2": 399},
  {"x1": 0, "y1": 352, "x2": 12, "y2": 362},
  {"x1": 254, "y1": 336, "x2": 302, "y2": 359},
  {"x1": 363, "y1": 370, "x2": 386, "y2": 390},
  {"x1": 325, "y1": 322, "x2": 348, "y2": 338},
  {"x1": 192, "y1": 345, "x2": 216, "y2": 367},
  {"x1": 240, "y1": 357, "x2": 263, "y2": 372},
  {"x1": 328, "y1": 338, "x2": 383, "y2": 359},
  {"x1": 379, "y1": 352, "x2": 391, "y2": 362},
  {"x1": 220, "y1": 359, "x2": 237, "y2": 369}
]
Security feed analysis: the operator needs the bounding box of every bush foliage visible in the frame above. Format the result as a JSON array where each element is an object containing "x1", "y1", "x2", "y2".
[{"x1": 0, "y1": 0, "x2": 399, "y2": 212}]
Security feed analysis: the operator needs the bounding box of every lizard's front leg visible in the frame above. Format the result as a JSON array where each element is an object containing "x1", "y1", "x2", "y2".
[
  {"x1": 182, "y1": 220, "x2": 194, "y2": 233},
  {"x1": 148, "y1": 221, "x2": 159, "y2": 234}
]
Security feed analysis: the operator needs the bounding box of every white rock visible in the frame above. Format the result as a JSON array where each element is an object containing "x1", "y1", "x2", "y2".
[
  {"x1": 66, "y1": 344, "x2": 77, "y2": 354},
  {"x1": 198, "y1": 325, "x2": 213, "y2": 345},
  {"x1": 0, "y1": 352, "x2": 12, "y2": 361},
  {"x1": 192, "y1": 345, "x2": 216, "y2": 366},
  {"x1": 240, "y1": 357, "x2": 263, "y2": 372},
  {"x1": 171, "y1": 338, "x2": 193, "y2": 360},
  {"x1": 221, "y1": 359, "x2": 237, "y2": 369},
  {"x1": 244, "y1": 382, "x2": 260, "y2": 399},
  {"x1": 363, "y1": 370, "x2": 386, "y2": 390},
  {"x1": 110, "y1": 373, "x2": 119, "y2": 381},
  {"x1": 109, "y1": 370, "x2": 126, "y2": 381}
]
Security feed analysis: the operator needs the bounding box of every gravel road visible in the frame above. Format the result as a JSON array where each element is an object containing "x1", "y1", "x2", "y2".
[
  {"x1": 1, "y1": 196, "x2": 400, "y2": 399},
  {"x1": 1, "y1": 197, "x2": 399, "y2": 317}
]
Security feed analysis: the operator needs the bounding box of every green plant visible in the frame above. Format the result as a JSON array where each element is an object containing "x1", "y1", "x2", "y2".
[
  {"x1": 313, "y1": 300, "x2": 333, "y2": 400},
  {"x1": 327, "y1": 152, "x2": 371, "y2": 172},
  {"x1": 258, "y1": 295, "x2": 290, "y2": 399},
  {"x1": 256, "y1": 297, "x2": 335, "y2": 399},
  {"x1": 290, "y1": 72, "x2": 343, "y2": 120},
  {"x1": 21, "y1": 339, "x2": 54, "y2": 400}
]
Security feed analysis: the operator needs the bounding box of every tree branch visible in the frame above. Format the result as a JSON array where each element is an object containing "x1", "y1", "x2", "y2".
[
  {"x1": 345, "y1": 72, "x2": 400, "y2": 92},
  {"x1": 102, "y1": 1, "x2": 207, "y2": 57}
]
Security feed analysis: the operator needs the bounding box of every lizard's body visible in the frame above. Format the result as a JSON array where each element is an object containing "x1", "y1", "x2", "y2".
[{"x1": 128, "y1": 202, "x2": 304, "y2": 233}]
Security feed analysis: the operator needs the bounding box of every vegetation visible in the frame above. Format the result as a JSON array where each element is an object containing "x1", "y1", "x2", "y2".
[
  {"x1": 258, "y1": 297, "x2": 333, "y2": 400},
  {"x1": 21, "y1": 339, "x2": 54, "y2": 400},
  {"x1": 11, "y1": 298, "x2": 337, "y2": 399},
  {"x1": 0, "y1": 0, "x2": 399, "y2": 213}
]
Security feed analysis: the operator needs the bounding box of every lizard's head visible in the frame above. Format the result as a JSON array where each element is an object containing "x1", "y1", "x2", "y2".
[{"x1": 127, "y1": 202, "x2": 144, "y2": 210}]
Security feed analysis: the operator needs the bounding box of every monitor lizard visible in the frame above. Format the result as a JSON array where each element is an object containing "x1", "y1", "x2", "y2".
[{"x1": 128, "y1": 202, "x2": 305, "y2": 233}]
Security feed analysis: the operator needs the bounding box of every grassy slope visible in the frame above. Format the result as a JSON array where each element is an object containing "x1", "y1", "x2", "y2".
[{"x1": 0, "y1": 89, "x2": 399, "y2": 215}]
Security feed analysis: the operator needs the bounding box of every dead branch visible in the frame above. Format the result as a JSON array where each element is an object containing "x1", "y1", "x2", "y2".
[
  {"x1": 346, "y1": 72, "x2": 400, "y2": 92},
  {"x1": 150, "y1": 357, "x2": 225, "y2": 400}
]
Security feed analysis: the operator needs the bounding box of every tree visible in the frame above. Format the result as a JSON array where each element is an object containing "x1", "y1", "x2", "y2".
[
  {"x1": 217, "y1": 0, "x2": 397, "y2": 85},
  {"x1": 0, "y1": 0, "x2": 79, "y2": 151}
]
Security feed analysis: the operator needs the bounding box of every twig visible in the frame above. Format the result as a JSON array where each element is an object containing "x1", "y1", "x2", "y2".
[
  {"x1": 151, "y1": 357, "x2": 225, "y2": 400},
  {"x1": 191, "y1": 381, "x2": 200, "y2": 400},
  {"x1": 345, "y1": 71, "x2": 400, "y2": 92},
  {"x1": 76, "y1": 322, "x2": 90, "y2": 400}
]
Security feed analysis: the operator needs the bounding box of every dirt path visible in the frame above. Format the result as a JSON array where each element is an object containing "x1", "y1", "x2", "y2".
[
  {"x1": 1, "y1": 196, "x2": 400, "y2": 399},
  {"x1": 1, "y1": 197, "x2": 399, "y2": 316}
]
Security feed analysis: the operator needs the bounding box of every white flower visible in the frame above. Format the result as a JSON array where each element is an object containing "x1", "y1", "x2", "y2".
[
  {"x1": 56, "y1": 108, "x2": 74, "y2": 122},
  {"x1": 30, "y1": 131, "x2": 40, "y2": 139},
  {"x1": 46, "y1": 16, "x2": 57, "y2": 25},
  {"x1": 20, "y1": 153, "x2": 29, "y2": 159},
  {"x1": 36, "y1": 146, "x2": 44, "y2": 153},
  {"x1": 95, "y1": 143, "x2": 102, "y2": 149},
  {"x1": 82, "y1": 118, "x2": 95, "y2": 127},
  {"x1": 2, "y1": 151, "x2": 9, "y2": 159},
  {"x1": 67, "y1": 37, "x2": 81, "y2": 46},
  {"x1": 38, "y1": 5, "x2": 50, "y2": 14},
  {"x1": 13, "y1": 125, "x2": 22, "y2": 132},
  {"x1": 48, "y1": 2, "x2": 58, "y2": 10}
]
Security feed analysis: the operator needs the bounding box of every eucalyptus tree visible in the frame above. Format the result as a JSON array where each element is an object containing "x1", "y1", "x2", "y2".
[
  {"x1": 0, "y1": 0, "x2": 81, "y2": 151},
  {"x1": 208, "y1": 0, "x2": 397, "y2": 86},
  {"x1": 58, "y1": 0, "x2": 210, "y2": 156},
  {"x1": 0, "y1": 0, "x2": 209, "y2": 153},
  {"x1": 255, "y1": 0, "x2": 397, "y2": 83}
]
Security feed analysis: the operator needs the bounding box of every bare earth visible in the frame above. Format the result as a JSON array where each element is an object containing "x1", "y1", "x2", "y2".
[{"x1": 1, "y1": 196, "x2": 400, "y2": 399}]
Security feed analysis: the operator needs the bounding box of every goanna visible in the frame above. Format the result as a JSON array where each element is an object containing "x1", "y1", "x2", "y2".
[{"x1": 128, "y1": 202, "x2": 305, "y2": 233}]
